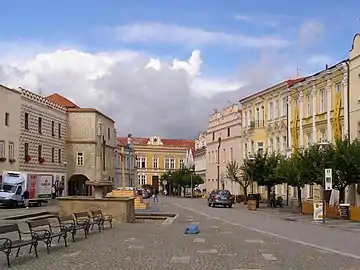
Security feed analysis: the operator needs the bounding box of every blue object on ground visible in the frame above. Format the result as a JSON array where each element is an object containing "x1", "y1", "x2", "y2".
[{"x1": 184, "y1": 224, "x2": 199, "y2": 234}]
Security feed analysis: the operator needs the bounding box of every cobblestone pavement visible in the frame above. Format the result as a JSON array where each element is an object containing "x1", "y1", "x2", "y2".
[{"x1": 0, "y1": 198, "x2": 359, "y2": 269}]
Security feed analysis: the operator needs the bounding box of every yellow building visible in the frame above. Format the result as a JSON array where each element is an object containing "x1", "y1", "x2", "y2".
[
  {"x1": 117, "y1": 135, "x2": 194, "y2": 189},
  {"x1": 239, "y1": 78, "x2": 303, "y2": 198},
  {"x1": 289, "y1": 61, "x2": 348, "y2": 201}
]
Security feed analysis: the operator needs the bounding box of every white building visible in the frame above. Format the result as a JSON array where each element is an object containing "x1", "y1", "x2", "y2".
[
  {"x1": 194, "y1": 131, "x2": 206, "y2": 182},
  {"x1": 115, "y1": 134, "x2": 137, "y2": 188},
  {"x1": 0, "y1": 85, "x2": 21, "y2": 179}
]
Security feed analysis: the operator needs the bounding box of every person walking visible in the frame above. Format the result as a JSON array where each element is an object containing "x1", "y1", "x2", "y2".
[
  {"x1": 23, "y1": 189, "x2": 30, "y2": 209},
  {"x1": 153, "y1": 189, "x2": 159, "y2": 202},
  {"x1": 51, "y1": 185, "x2": 56, "y2": 199}
]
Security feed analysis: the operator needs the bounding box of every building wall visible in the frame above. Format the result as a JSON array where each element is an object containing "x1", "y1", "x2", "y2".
[
  {"x1": 240, "y1": 82, "x2": 291, "y2": 198},
  {"x1": 132, "y1": 136, "x2": 190, "y2": 187},
  {"x1": 66, "y1": 111, "x2": 116, "y2": 186},
  {"x1": 289, "y1": 62, "x2": 348, "y2": 201},
  {"x1": 349, "y1": 34, "x2": 360, "y2": 205},
  {"x1": 0, "y1": 85, "x2": 21, "y2": 174},
  {"x1": 18, "y1": 89, "x2": 67, "y2": 189},
  {"x1": 205, "y1": 104, "x2": 242, "y2": 195},
  {"x1": 194, "y1": 131, "x2": 206, "y2": 180},
  {"x1": 114, "y1": 144, "x2": 137, "y2": 188}
]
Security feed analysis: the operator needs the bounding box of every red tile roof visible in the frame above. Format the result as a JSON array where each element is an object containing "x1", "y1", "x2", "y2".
[
  {"x1": 46, "y1": 93, "x2": 79, "y2": 108},
  {"x1": 118, "y1": 137, "x2": 194, "y2": 149},
  {"x1": 285, "y1": 77, "x2": 307, "y2": 87}
]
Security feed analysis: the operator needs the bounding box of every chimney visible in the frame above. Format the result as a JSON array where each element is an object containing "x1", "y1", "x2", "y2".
[{"x1": 325, "y1": 64, "x2": 328, "y2": 69}]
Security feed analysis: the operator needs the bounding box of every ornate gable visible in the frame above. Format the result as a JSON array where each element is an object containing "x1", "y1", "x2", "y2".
[{"x1": 147, "y1": 136, "x2": 164, "y2": 146}]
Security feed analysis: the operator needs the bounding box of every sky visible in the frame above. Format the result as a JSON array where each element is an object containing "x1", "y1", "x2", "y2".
[{"x1": 0, "y1": 0, "x2": 359, "y2": 139}]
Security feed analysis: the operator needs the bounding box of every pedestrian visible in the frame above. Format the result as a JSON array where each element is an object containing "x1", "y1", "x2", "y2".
[
  {"x1": 51, "y1": 185, "x2": 56, "y2": 199},
  {"x1": 22, "y1": 189, "x2": 30, "y2": 209},
  {"x1": 153, "y1": 189, "x2": 159, "y2": 202}
]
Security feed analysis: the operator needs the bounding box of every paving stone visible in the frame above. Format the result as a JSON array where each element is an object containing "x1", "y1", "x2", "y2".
[
  {"x1": 170, "y1": 256, "x2": 191, "y2": 263},
  {"x1": 261, "y1": 253, "x2": 277, "y2": 261},
  {"x1": 245, "y1": 240, "x2": 265, "y2": 244},
  {"x1": 193, "y1": 238, "x2": 206, "y2": 243},
  {"x1": 196, "y1": 249, "x2": 218, "y2": 254}
]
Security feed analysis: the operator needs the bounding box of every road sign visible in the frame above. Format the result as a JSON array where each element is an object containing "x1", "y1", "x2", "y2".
[
  {"x1": 325, "y1": 168, "x2": 332, "y2": 190},
  {"x1": 162, "y1": 180, "x2": 167, "y2": 185}
]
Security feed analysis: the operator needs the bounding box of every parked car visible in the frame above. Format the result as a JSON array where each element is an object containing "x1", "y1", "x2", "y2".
[{"x1": 207, "y1": 189, "x2": 233, "y2": 208}]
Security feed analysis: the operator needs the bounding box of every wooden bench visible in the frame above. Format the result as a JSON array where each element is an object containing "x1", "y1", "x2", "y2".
[
  {"x1": 26, "y1": 218, "x2": 67, "y2": 253},
  {"x1": 74, "y1": 212, "x2": 101, "y2": 234},
  {"x1": 56, "y1": 215, "x2": 87, "y2": 242},
  {"x1": 91, "y1": 210, "x2": 113, "y2": 230},
  {"x1": 0, "y1": 223, "x2": 38, "y2": 267}
]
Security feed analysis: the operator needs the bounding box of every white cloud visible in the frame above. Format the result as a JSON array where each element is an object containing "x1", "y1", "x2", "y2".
[
  {"x1": 306, "y1": 54, "x2": 333, "y2": 67},
  {"x1": 233, "y1": 13, "x2": 290, "y2": 27},
  {"x1": 110, "y1": 22, "x2": 290, "y2": 49},
  {"x1": 0, "y1": 45, "x2": 244, "y2": 138},
  {"x1": 298, "y1": 19, "x2": 325, "y2": 48}
]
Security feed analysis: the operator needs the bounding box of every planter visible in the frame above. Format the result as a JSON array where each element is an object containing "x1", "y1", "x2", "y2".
[
  {"x1": 247, "y1": 200, "x2": 257, "y2": 211},
  {"x1": 25, "y1": 155, "x2": 31, "y2": 162},
  {"x1": 0, "y1": 157, "x2": 6, "y2": 162},
  {"x1": 9, "y1": 159, "x2": 16, "y2": 164},
  {"x1": 38, "y1": 157, "x2": 45, "y2": 164}
]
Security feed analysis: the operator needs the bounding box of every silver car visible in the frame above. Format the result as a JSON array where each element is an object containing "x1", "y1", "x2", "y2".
[{"x1": 208, "y1": 189, "x2": 233, "y2": 208}]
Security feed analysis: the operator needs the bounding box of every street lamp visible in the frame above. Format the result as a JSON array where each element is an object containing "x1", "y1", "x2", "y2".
[
  {"x1": 248, "y1": 155, "x2": 255, "y2": 194},
  {"x1": 319, "y1": 139, "x2": 329, "y2": 224},
  {"x1": 217, "y1": 137, "x2": 221, "y2": 190},
  {"x1": 285, "y1": 148, "x2": 293, "y2": 206}
]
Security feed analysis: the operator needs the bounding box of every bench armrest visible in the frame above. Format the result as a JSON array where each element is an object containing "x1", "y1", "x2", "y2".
[
  {"x1": 0, "y1": 237, "x2": 12, "y2": 249},
  {"x1": 30, "y1": 229, "x2": 52, "y2": 240},
  {"x1": 50, "y1": 224, "x2": 68, "y2": 232}
]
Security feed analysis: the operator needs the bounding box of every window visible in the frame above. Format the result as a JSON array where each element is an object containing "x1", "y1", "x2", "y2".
[
  {"x1": 24, "y1": 143, "x2": 29, "y2": 158},
  {"x1": 282, "y1": 97, "x2": 287, "y2": 116},
  {"x1": 152, "y1": 156, "x2": 158, "y2": 169},
  {"x1": 136, "y1": 157, "x2": 141, "y2": 168},
  {"x1": 141, "y1": 174, "x2": 146, "y2": 185},
  {"x1": 320, "y1": 90, "x2": 326, "y2": 113},
  {"x1": 215, "y1": 150, "x2": 218, "y2": 163},
  {"x1": 38, "y1": 117, "x2": 42, "y2": 134},
  {"x1": 269, "y1": 102, "x2": 274, "y2": 119},
  {"x1": 211, "y1": 151, "x2": 214, "y2": 163},
  {"x1": 306, "y1": 94, "x2": 311, "y2": 117},
  {"x1": 107, "y1": 128, "x2": 110, "y2": 140},
  {"x1": 223, "y1": 149, "x2": 226, "y2": 163},
  {"x1": 212, "y1": 132, "x2": 215, "y2": 141},
  {"x1": 38, "y1": 145, "x2": 42, "y2": 159},
  {"x1": 282, "y1": 136, "x2": 287, "y2": 152},
  {"x1": 58, "y1": 123, "x2": 61, "y2": 138},
  {"x1": 179, "y1": 158, "x2": 184, "y2": 168},
  {"x1": 244, "y1": 112, "x2": 247, "y2": 126},
  {"x1": 140, "y1": 157, "x2": 146, "y2": 168},
  {"x1": 275, "y1": 99, "x2": 280, "y2": 118},
  {"x1": 230, "y1": 148, "x2": 233, "y2": 161},
  {"x1": 309, "y1": 185, "x2": 314, "y2": 198},
  {"x1": 77, "y1": 152, "x2": 84, "y2": 166},
  {"x1": 257, "y1": 142, "x2": 264, "y2": 155},
  {"x1": 306, "y1": 133, "x2": 312, "y2": 146},
  {"x1": 207, "y1": 152, "x2": 210, "y2": 164},
  {"x1": 170, "y1": 158, "x2": 175, "y2": 169},
  {"x1": 0, "y1": 141, "x2": 4, "y2": 157},
  {"x1": 244, "y1": 143, "x2": 248, "y2": 157},
  {"x1": 227, "y1": 127, "x2": 231, "y2": 137},
  {"x1": 269, "y1": 138, "x2": 274, "y2": 152},
  {"x1": 165, "y1": 158, "x2": 170, "y2": 169},
  {"x1": 51, "y1": 121, "x2": 55, "y2": 136},
  {"x1": 8, "y1": 142, "x2": 14, "y2": 160},
  {"x1": 5, "y1": 112, "x2": 9, "y2": 126},
  {"x1": 51, "y1": 148, "x2": 55, "y2": 162},
  {"x1": 336, "y1": 83, "x2": 342, "y2": 93},
  {"x1": 320, "y1": 130, "x2": 327, "y2": 140},
  {"x1": 24, "y1": 113, "x2": 29, "y2": 130},
  {"x1": 276, "y1": 137, "x2": 280, "y2": 151},
  {"x1": 251, "y1": 141, "x2": 254, "y2": 154},
  {"x1": 58, "y1": 149, "x2": 61, "y2": 163}
]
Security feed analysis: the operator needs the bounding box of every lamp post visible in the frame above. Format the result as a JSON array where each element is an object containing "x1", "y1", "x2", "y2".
[
  {"x1": 217, "y1": 137, "x2": 221, "y2": 190},
  {"x1": 248, "y1": 156, "x2": 255, "y2": 194},
  {"x1": 285, "y1": 148, "x2": 292, "y2": 206},
  {"x1": 319, "y1": 139, "x2": 329, "y2": 224}
]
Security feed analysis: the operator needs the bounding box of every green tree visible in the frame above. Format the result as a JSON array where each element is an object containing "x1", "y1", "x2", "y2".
[{"x1": 225, "y1": 160, "x2": 251, "y2": 199}]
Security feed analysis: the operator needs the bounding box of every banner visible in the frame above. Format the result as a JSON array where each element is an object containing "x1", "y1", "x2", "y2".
[{"x1": 313, "y1": 202, "x2": 323, "y2": 222}]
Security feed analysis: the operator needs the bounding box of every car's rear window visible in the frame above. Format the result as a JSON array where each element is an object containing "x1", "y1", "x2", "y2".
[{"x1": 218, "y1": 190, "x2": 230, "y2": 196}]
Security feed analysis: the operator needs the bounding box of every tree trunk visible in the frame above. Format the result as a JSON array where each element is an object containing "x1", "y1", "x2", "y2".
[
  {"x1": 266, "y1": 185, "x2": 271, "y2": 207},
  {"x1": 297, "y1": 186, "x2": 302, "y2": 213},
  {"x1": 243, "y1": 186, "x2": 248, "y2": 204}
]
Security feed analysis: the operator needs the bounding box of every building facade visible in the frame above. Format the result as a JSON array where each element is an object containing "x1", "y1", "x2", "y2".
[
  {"x1": 239, "y1": 79, "x2": 303, "y2": 198},
  {"x1": 194, "y1": 131, "x2": 206, "y2": 182},
  {"x1": 18, "y1": 88, "x2": 67, "y2": 196},
  {"x1": 0, "y1": 85, "x2": 21, "y2": 179},
  {"x1": 115, "y1": 134, "x2": 137, "y2": 188},
  {"x1": 289, "y1": 62, "x2": 348, "y2": 201},
  {"x1": 117, "y1": 136, "x2": 193, "y2": 189},
  {"x1": 205, "y1": 104, "x2": 242, "y2": 195},
  {"x1": 47, "y1": 94, "x2": 116, "y2": 196}
]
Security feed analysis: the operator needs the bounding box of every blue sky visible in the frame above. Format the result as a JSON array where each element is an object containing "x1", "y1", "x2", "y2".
[{"x1": 1, "y1": 0, "x2": 359, "y2": 78}]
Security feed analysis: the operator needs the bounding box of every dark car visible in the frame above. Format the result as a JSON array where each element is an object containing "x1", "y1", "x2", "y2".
[{"x1": 208, "y1": 189, "x2": 233, "y2": 208}]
